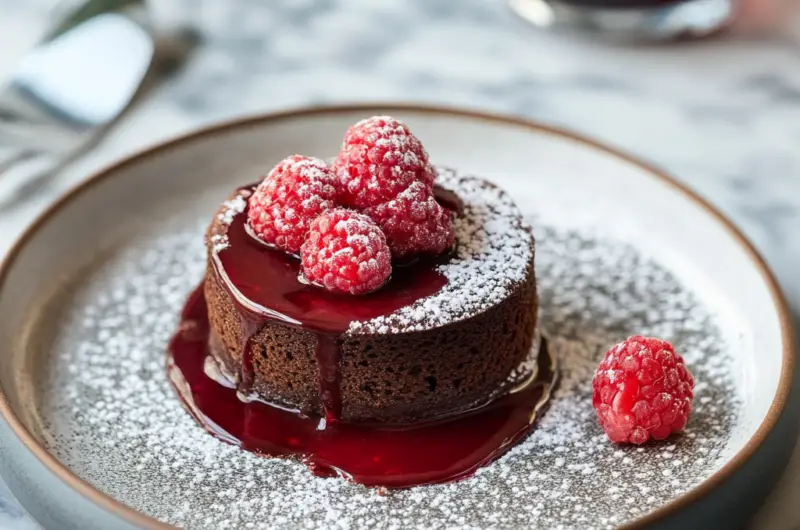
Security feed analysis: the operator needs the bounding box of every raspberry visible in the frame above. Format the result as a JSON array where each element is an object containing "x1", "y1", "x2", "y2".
[
  {"x1": 592, "y1": 336, "x2": 694, "y2": 445},
  {"x1": 247, "y1": 155, "x2": 337, "y2": 253},
  {"x1": 365, "y1": 181, "x2": 455, "y2": 259},
  {"x1": 301, "y1": 208, "x2": 391, "y2": 295},
  {"x1": 332, "y1": 116, "x2": 435, "y2": 208}
]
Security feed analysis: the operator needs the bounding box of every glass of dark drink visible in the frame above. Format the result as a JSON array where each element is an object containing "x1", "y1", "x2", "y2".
[{"x1": 509, "y1": 0, "x2": 736, "y2": 40}]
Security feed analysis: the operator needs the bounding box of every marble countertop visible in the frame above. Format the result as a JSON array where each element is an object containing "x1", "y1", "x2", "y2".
[{"x1": 0, "y1": 0, "x2": 799, "y2": 528}]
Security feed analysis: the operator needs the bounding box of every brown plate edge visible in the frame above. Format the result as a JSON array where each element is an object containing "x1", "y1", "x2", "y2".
[{"x1": 0, "y1": 103, "x2": 794, "y2": 530}]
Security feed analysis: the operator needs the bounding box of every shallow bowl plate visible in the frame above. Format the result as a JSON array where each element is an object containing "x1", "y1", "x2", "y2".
[{"x1": 0, "y1": 106, "x2": 794, "y2": 530}]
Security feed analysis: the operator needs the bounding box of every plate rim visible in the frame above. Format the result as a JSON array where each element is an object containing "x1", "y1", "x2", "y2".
[{"x1": 0, "y1": 103, "x2": 794, "y2": 530}]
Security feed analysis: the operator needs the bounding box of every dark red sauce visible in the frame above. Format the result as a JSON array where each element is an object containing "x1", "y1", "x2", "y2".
[
  {"x1": 166, "y1": 186, "x2": 556, "y2": 488},
  {"x1": 433, "y1": 184, "x2": 464, "y2": 214},
  {"x1": 168, "y1": 286, "x2": 556, "y2": 487}
]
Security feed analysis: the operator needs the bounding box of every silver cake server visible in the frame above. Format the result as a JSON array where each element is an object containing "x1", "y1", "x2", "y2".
[{"x1": 0, "y1": 0, "x2": 153, "y2": 206}]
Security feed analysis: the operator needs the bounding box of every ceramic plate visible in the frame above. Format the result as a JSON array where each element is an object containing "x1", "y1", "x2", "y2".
[{"x1": 0, "y1": 106, "x2": 794, "y2": 530}]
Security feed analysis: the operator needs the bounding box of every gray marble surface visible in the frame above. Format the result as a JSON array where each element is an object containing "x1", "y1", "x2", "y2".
[{"x1": 0, "y1": 0, "x2": 799, "y2": 528}]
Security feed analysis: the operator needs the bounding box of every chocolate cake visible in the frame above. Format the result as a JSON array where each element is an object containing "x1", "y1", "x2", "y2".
[{"x1": 203, "y1": 167, "x2": 538, "y2": 423}]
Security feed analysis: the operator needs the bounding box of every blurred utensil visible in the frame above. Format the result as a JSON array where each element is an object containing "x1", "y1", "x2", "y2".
[{"x1": 0, "y1": 0, "x2": 153, "y2": 207}]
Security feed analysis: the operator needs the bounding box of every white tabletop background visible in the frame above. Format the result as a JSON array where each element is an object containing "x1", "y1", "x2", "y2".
[{"x1": 0, "y1": 0, "x2": 799, "y2": 528}]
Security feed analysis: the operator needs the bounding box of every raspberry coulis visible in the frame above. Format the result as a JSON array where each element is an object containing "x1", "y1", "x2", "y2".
[
  {"x1": 168, "y1": 287, "x2": 555, "y2": 488},
  {"x1": 166, "y1": 185, "x2": 556, "y2": 488}
]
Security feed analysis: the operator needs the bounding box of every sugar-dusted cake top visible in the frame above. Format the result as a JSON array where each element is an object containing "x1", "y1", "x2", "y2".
[
  {"x1": 347, "y1": 167, "x2": 534, "y2": 335},
  {"x1": 209, "y1": 166, "x2": 534, "y2": 336}
]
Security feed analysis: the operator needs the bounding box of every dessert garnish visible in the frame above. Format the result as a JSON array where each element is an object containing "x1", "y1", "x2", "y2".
[
  {"x1": 247, "y1": 117, "x2": 454, "y2": 294},
  {"x1": 331, "y1": 116, "x2": 453, "y2": 259},
  {"x1": 332, "y1": 115, "x2": 436, "y2": 207},
  {"x1": 364, "y1": 180, "x2": 455, "y2": 260},
  {"x1": 300, "y1": 208, "x2": 391, "y2": 295},
  {"x1": 247, "y1": 155, "x2": 337, "y2": 254},
  {"x1": 592, "y1": 335, "x2": 694, "y2": 445}
]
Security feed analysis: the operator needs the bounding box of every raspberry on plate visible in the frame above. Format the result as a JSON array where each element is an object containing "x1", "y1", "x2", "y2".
[
  {"x1": 247, "y1": 155, "x2": 337, "y2": 253},
  {"x1": 592, "y1": 336, "x2": 694, "y2": 445},
  {"x1": 365, "y1": 181, "x2": 455, "y2": 259},
  {"x1": 332, "y1": 116, "x2": 436, "y2": 209},
  {"x1": 301, "y1": 208, "x2": 391, "y2": 295}
]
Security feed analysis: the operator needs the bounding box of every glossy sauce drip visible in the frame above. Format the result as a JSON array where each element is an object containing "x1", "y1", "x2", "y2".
[
  {"x1": 315, "y1": 334, "x2": 341, "y2": 423},
  {"x1": 168, "y1": 286, "x2": 557, "y2": 487},
  {"x1": 433, "y1": 184, "x2": 464, "y2": 214},
  {"x1": 211, "y1": 185, "x2": 449, "y2": 418},
  {"x1": 237, "y1": 316, "x2": 261, "y2": 393}
]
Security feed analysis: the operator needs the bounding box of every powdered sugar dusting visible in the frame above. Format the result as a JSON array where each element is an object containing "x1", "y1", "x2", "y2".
[
  {"x1": 349, "y1": 168, "x2": 533, "y2": 334},
  {"x1": 32, "y1": 197, "x2": 740, "y2": 529},
  {"x1": 212, "y1": 190, "x2": 251, "y2": 252},
  {"x1": 217, "y1": 191, "x2": 249, "y2": 226}
]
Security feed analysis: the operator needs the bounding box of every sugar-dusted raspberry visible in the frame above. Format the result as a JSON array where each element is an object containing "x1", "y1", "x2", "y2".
[
  {"x1": 247, "y1": 155, "x2": 337, "y2": 253},
  {"x1": 332, "y1": 116, "x2": 436, "y2": 208},
  {"x1": 593, "y1": 336, "x2": 694, "y2": 445},
  {"x1": 301, "y1": 208, "x2": 391, "y2": 295},
  {"x1": 364, "y1": 181, "x2": 455, "y2": 260}
]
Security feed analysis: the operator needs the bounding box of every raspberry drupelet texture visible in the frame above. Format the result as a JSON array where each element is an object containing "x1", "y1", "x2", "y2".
[
  {"x1": 332, "y1": 116, "x2": 436, "y2": 209},
  {"x1": 247, "y1": 155, "x2": 337, "y2": 253},
  {"x1": 365, "y1": 181, "x2": 455, "y2": 259},
  {"x1": 592, "y1": 336, "x2": 694, "y2": 445},
  {"x1": 300, "y1": 208, "x2": 392, "y2": 295}
]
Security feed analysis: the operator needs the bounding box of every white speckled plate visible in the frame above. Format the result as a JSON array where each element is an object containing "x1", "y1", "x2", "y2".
[{"x1": 0, "y1": 106, "x2": 795, "y2": 530}]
